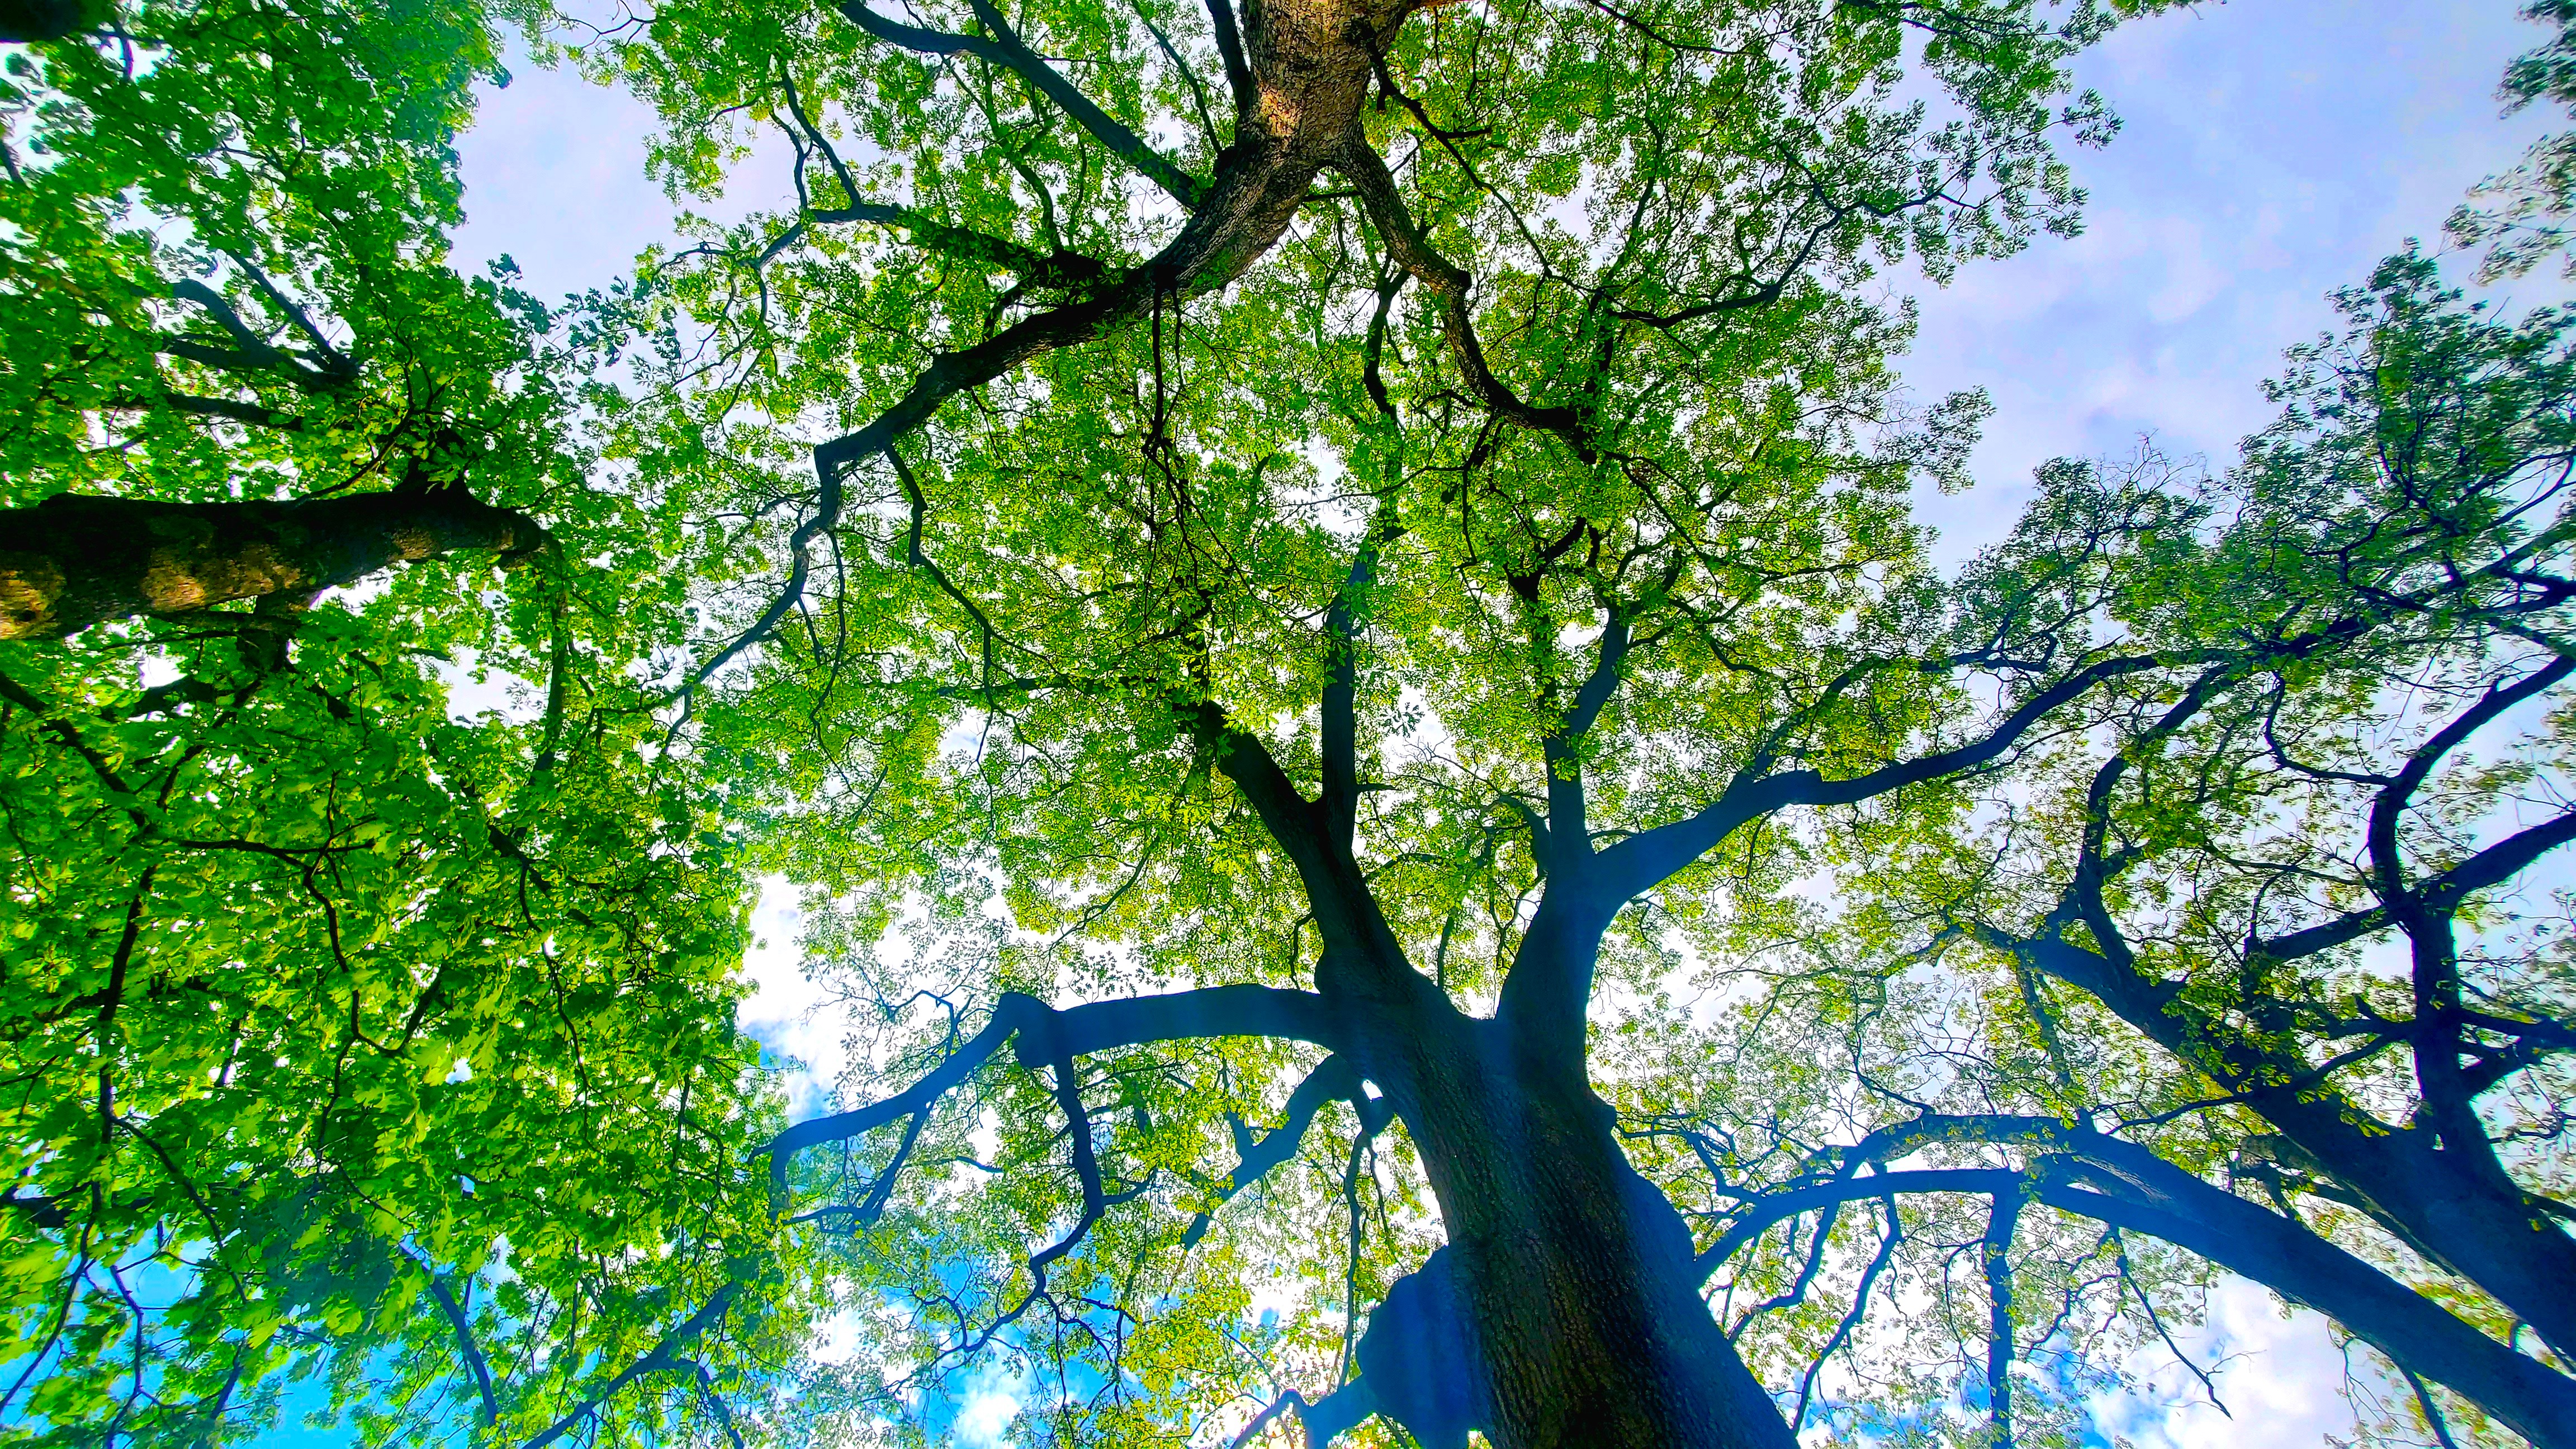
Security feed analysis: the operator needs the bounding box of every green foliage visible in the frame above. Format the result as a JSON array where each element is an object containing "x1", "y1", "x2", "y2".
[
  {"x1": 12, "y1": 0, "x2": 2574, "y2": 1447},
  {"x1": 549, "y1": 0, "x2": 2216, "y2": 1440},
  {"x1": 0, "y1": 2, "x2": 817, "y2": 1443}
]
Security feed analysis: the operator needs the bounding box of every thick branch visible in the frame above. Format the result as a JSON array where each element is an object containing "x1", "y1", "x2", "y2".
[
  {"x1": 793, "y1": 200, "x2": 1111, "y2": 292},
  {"x1": 413, "y1": 1255, "x2": 498, "y2": 1428},
  {"x1": 163, "y1": 280, "x2": 351, "y2": 392},
  {"x1": 830, "y1": 0, "x2": 1206, "y2": 207},
  {"x1": 697, "y1": 4, "x2": 1374, "y2": 683},
  {"x1": 1983, "y1": 1194, "x2": 2022, "y2": 1449},
  {"x1": 1204, "y1": 0, "x2": 1252, "y2": 118},
  {"x1": 102, "y1": 392, "x2": 303, "y2": 430},
  {"x1": 2256, "y1": 804, "x2": 2576, "y2": 963},
  {"x1": 761, "y1": 985, "x2": 1336, "y2": 1195},
  {"x1": 1183, "y1": 1054, "x2": 1389, "y2": 1246},
  {"x1": 1334, "y1": 135, "x2": 1595, "y2": 461},
  {"x1": 1541, "y1": 614, "x2": 1630, "y2": 864},
  {"x1": 2034, "y1": 1175, "x2": 2576, "y2": 1449},
  {"x1": 1708, "y1": 1117, "x2": 2576, "y2": 1449},
  {"x1": 1697, "y1": 1168, "x2": 2024, "y2": 1275},
  {"x1": 2374, "y1": 656, "x2": 2576, "y2": 854},
  {"x1": 0, "y1": 489, "x2": 544, "y2": 640},
  {"x1": 1594, "y1": 652, "x2": 2168, "y2": 903}
]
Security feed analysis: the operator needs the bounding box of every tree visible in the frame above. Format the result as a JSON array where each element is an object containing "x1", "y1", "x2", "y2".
[
  {"x1": 11, "y1": 2, "x2": 2573, "y2": 1449},
  {"x1": 553, "y1": 0, "x2": 2293, "y2": 1443},
  {"x1": 618, "y1": 0, "x2": 2575, "y2": 1441},
  {"x1": 728, "y1": 252, "x2": 2576, "y2": 1445},
  {"x1": 1, "y1": 4, "x2": 816, "y2": 1444},
  {"x1": 1784, "y1": 254, "x2": 2576, "y2": 1449}
]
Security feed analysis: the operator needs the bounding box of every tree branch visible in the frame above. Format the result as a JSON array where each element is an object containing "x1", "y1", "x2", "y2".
[
  {"x1": 1321, "y1": 514, "x2": 1401, "y2": 848},
  {"x1": 828, "y1": 0, "x2": 1206, "y2": 207},
  {"x1": 519, "y1": 1275, "x2": 747, "y2": 1449},
  {"x1": 1542, "y1": 613, "x2": 1629, "y2": 865},
  {"x1": 400, "y1": 1244, "x2": 497, "y2": 1428},
  {"x1": 1697, "y1": 1168, "x2": 2026, "y2": 1277},
  {"x1": 761, "y1": 985, "x2": 1337, "y2": 1195},
  {"x1": 1983, "y1": 1193, "x2": 2022, "y2": 1449},
  {"x1": 1, "y1": 489, "x2": 545, "y2": 641},
  {"x1": 1182, "y1": 1055, "x2": 1389, "y2": 1246},
  {"x1": 1204, "y1": 0, "x2": 1252, "y2": 120},
  {"x1": 1594, "y1": 652, "x2": 2168, "y2": 902},
  {"x1": 1334, "y1": 134, "x2": 1595, "y2": 461},
  {"x1": 2254, "y1": 803, "x2": 2576, "y2": 964},
  {"x1": 1703, "y1": 1116, "x2": 2576, "y2": 1448}
]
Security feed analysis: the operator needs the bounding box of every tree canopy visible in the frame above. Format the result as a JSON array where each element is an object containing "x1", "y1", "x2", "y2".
[{"x1": 3, "y1": 1, "x2": 2574, "y2": 1448}]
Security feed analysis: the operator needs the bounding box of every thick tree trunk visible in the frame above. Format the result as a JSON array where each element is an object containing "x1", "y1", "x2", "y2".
[
  {"x1": 1346, "y1": 1001, "x2": 1793, "y2": 1449},
  {"x1": 0, "y1": 488, "x2": 543, "y2": 640}
]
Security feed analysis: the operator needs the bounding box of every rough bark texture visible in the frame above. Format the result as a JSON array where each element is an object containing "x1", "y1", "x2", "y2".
[
  {"x1": 0, "y1": 488, "x2": 544, "y2": 640},
  {"x1": 1353, "y1": 1003, "x2": 1795, "y2": 1449}
]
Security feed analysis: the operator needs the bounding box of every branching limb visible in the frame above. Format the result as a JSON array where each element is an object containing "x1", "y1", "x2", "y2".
[
  {"x1": 679, "y1": 1360, "x2": 748, "y2": 1449},
  {"x1": 2248, "y1": 783, "x2": 2576, "y2": 961},
  {"x1": 1539, "y1": 613, "x2": 1629, "y2": 866},
  {"x1": 1183, "y1": 1055, "x2": 1389, "y2": 1246},
  {"x1": 1594, "y1": 651, "x2": 2172, "y2": 902},
  {"x1": 161, "y1": 280, "x2": 351, "y2": 392},
  {"x1": 1708, "y1": 1114, "x2": 2576, "y2": 1447},
  {"x1": 100, "y1": 392, "x2": 302, "y2": 429},
  {"x1": 1697, "y1": 1168, "x2": 2026, "y2": 1279},
  {"x1": 1334, "y1": 134, "x2": 1594, "y2": 460},
  {"x1": 398, "y1": 1243, "x2": 497, "y2": 1428},
  {"x1": 223, "y1": 252, "x2": 354, "y2": 379},
  {"x1": 1019, "y1": 1012, "x2": 1109, "y2": 1284},
  {"x1": 1790, "y1": 1196, "x2": 1899, "y2": 1434},
  {"x1": 519, "y1": 1274, "x2": 747, "y2": 1449},
  {"x1": 761, "y1": 984, "x2": 1337, "y2": 1196},
  {"x1": 828, "y1": 0, "x2": 1206, "y2": 207}
]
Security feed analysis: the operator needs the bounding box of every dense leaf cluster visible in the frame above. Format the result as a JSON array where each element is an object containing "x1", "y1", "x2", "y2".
[{"x1": 6, "y1": 1, "x2": 2576, "y2": 1447}]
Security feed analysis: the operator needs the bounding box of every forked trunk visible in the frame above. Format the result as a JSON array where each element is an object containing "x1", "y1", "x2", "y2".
[{"x1": 1353, "y1": 1009, "x2": 1792, "y2": 1449}]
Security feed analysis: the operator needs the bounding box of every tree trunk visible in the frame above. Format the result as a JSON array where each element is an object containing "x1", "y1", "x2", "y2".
[
  {"x1": 0, "y1": 487, "x2": 544, "y2": 640},
  {"x1": 1349, "y1": 1004, "x2": 1793, "y2": 1449}
]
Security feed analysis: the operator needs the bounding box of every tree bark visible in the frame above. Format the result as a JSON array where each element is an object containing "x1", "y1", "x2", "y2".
[
  {"x1": 1344, "y1": 978, "x2": 1793, "y2": 1449},
  {"x1": 0, "y1": 488, "x2": 544, "y2": 641}
]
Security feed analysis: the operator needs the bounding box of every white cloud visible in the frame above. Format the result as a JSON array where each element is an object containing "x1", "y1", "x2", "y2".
[
  {"x1": 951, "y1": 1359, "x2": 1027, "y2": 1449},
  {"x1": 1902, "y1": 0, "x2": 2568, "y2": 573},
  {"x1": 732, "y1": 876, "x2": 849, "y2": 1116},
  {"x1": 2092, "y1": 1276, "x2": 2361, "y2": 1449},
  {"x1": 807, "y1": 1308, "x2": 866, "y2": 1368}
]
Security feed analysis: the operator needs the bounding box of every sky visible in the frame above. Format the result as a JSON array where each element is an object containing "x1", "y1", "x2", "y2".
[{"x1": 422, "y1": 2, "x2": 2573, "y2": 1444}]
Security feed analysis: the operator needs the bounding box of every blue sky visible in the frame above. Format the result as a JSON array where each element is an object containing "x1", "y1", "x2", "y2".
[{"x1": 427, "y1": 3, "x2": 2570, "y2": 1444}]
